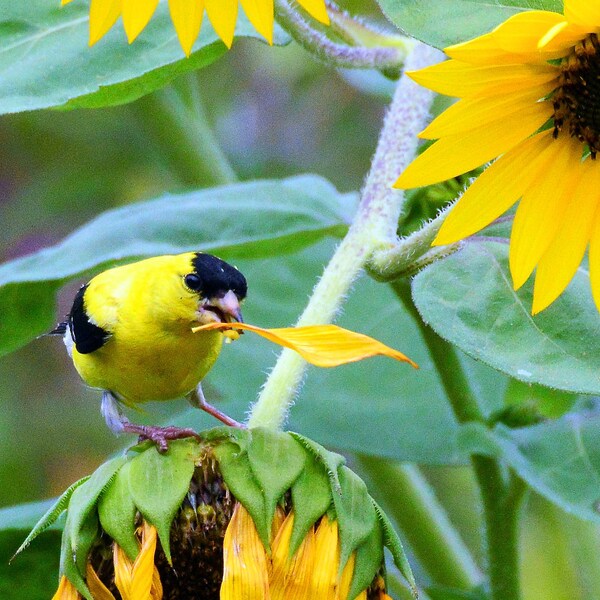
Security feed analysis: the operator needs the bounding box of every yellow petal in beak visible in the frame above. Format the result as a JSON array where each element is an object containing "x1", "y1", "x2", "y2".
[{"x1": 192, "y1": 322, "x2": 418, "y2": 368}]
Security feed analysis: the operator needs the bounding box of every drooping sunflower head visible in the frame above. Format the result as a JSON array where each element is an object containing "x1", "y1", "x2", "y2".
[
  {"x1": 61, "y1": 0, "x2": 330, "y2": 55},
  {"x1": 396, "y1": 1, "x2": 600, "y2": 314},
  {"x1": 26, "y1": 429, "x2": 415, "y2": 599}
]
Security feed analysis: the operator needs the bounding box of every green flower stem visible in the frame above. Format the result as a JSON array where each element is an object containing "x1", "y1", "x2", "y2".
[
  {"x1": 394, "y1": 280, "x2": 526, "y2": 600},
  {"x1": 274, "y1": 0, "x2": 410, "y2": 71},
  {"x1": 136, "y1": 77, "x2": 237, "y2": 187},
  {"x1": 358, "y1": 457, "x2": 483, "y2": 589},
  {"x1": 247, "y1": 42, "x2": 443, "y2": 430}
]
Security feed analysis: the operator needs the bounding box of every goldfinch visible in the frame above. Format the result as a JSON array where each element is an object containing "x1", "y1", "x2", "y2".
[{"x1": 51, "y1": 252, "x2": 247, "y2": 449}]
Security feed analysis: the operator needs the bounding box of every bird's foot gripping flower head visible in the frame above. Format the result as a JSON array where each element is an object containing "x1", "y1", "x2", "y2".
[
  {"x1": 21, "y1": 430, "x2": 415, "y2": 600},
  {"x1": 61, "y1": 0, "x2": 330, "y2": 55},
  {"x1": 395, "y1": 0, "x2": 600, "y2": 315}
]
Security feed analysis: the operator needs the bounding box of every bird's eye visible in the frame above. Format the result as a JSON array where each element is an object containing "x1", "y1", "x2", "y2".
[{"x1": 184, "y1": 273, "x2": 202, "y2": 291}]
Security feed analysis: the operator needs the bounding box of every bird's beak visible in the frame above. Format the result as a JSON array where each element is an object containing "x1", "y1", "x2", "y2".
[{"x1": 198, "y1": 290, "x2": 244, "y2": 325}]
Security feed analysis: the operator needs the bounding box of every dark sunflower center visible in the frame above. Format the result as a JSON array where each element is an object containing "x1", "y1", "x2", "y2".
[{"x1": 553, "y1": 33, "x2": 600, "y2": 157}]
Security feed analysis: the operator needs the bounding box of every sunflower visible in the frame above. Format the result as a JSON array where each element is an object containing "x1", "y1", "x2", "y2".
[
  {"x1": 61, "y1": 0, "x2": 330, "y2": 55},
  {"x1": 395, "y1": 0, "x2": 600, "y2": 314}
]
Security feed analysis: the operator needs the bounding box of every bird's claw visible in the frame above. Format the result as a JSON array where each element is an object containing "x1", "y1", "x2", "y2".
[{"x1": 122, "y1": 424, "x2": 201, "y2": 453}]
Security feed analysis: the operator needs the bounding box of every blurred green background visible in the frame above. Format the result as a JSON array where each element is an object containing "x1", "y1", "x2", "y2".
[{"x1": 1, "y1": 1, "x2": 599, "y2": 599}]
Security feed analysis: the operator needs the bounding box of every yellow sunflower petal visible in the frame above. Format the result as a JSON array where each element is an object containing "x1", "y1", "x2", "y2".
[
  {"x1": 86, "y1": 563, "x2": 117, "y2": 600},
  {"x1": 205, "y1": 0, "x2": 238, "y2": 48},
  {"x1": 537, "y1": 20, "x2": 589, "y2": 52},
  {"x1": 491, "y1": 10, "x2": 569, "y2": 55},
  {"x1": 311, "y1": 516, "x2": 339, "y2": 599},
  {"x1": 336, "y1": 553, "x2": 355, "y2": 600},
  {"x1": 52, "y1": 576, "x2": 81, "y2": 600},
  {"x1": 61, "y1": 0, "x2": 75, "y2": 4},
  {"x1": 192, "y1": 322, "x2": 418, "y2": 368},
  {"x1": 239, "y1": 0, "x2": 274, "y2": 44},
  {"x1": 395, "y1": 99, "x2": 551, "y2": 188},
  {"x1": 221, "y1": 503, "x2": 270, "y2": 600},
  {"x1": 297, "y1": 0, "x2": 330, "y2": 25},
  {"x1": 89, "y1": 0, "x2": 122, "y2": 45},
  {"x1": 532, "y1": 159, "x2": 600, "y2": 314},
  {"x1": 169, "y1": 0, "x2": 204, "y2": 56},
  {"x1": 509, "y1": 136, "x2": 583, "y2": 290},
  {"x1": 446, "y1": 33, "x2": 538, "y2": 66},
  {"x1": 122, "y1": 0, "x2": 159, "y2": 43},
  {"x1": 589, "y1": 203, "x2": 600, "y2": 311},
  {"x1": 564, "y1": 0, "x2": 600, "y2": 28},
  {"x1": 407, "y1": 60, "x2": 557, "y2": 98},
  {"x1": 433, "y1": 131, "x2": 551, "y2": 246},
  {"x1": 419, "y1": 84, "x2": 550, "y2": 139}
]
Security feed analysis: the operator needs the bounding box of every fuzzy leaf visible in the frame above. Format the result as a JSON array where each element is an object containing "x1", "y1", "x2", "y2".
[
  {"x1": 348, "y1": 519, "x2": 384, "y2": 600},
  {"x1": 214, "y1": 441, "x2": 269, "y2": 549},
  {"x1": 98, "y1": 461, "x2": 138, "y2": 561},
  {"x1": 247, "y1": 429, "x2": 306, "y2": 540},
  {"x1": 334, "y1": 467, "x2": 378, "y2": 574},
  {"x1": 289, "y1": 455, "x2": 333, "y2": 556},
  {"x1": 13, "y1": 476, "x2": 89, "y2": 559},
  {"x1": 68, "y1": 456, "x2": 126, "y2": 553},
  {"x1": 128, "y1": 439, "x2": 197, "y2": 563}
]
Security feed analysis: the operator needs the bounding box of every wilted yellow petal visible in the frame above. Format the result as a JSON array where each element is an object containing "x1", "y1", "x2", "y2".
[
  {"x1": 239, "y1": 0, "x2": 274, "y2": 44},
  {"x1": 89, "y1": 0, "x2": 122, "y2": 45},
  {"x1": 122, "y1": 0, "x2": 159, "y2": 43},
  {"x1": 221, "y1": 503, "x2": 270, "y2": 600},
  {"x1": 205, "y1": 0, "x2": 238, "y2": 48},
  {"x1": 509, "y1": 136, "x2": 582, "y2": 290},
  {"x1": 311, "y1": 516, "x2": 339, "y2": 599},
  {"x1": 336, "y1": 553, "x2": 355, "y2": 600},
  {"x1": 271, "y1": 506, "x2": 287, "y2": 545},
  {"x1": 192, "y1": 322, "x2": 417, "y2": 368},
  {"x1": 297, "y1": 0, "x2": 330, "y2": 25},
  {"x1": 52, "y1": 576, "x2": 81, "y2": 600},
  {"x1": 169, "y1": 0, "x2": 204, "y2": 56},
  {"x1": 86, "y1": 563, "x2": 117, "y2": 600}
]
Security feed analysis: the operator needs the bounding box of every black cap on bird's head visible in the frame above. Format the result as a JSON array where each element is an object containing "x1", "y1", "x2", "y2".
[{"x1": 186, "y1": 253, "x2": 247, "y2": 325}]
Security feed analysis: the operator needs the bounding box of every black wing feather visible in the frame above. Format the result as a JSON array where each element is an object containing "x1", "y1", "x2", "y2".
[{"x1": 68, "y1": 285, "x2": 110, "y2": 354}]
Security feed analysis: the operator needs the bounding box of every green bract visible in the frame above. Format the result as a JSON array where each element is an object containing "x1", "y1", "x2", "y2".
[{"x1": 18, "y1": 429, "x2": 416, "y2": 599}]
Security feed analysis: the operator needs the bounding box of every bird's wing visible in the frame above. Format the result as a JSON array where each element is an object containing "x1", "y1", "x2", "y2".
[
  {"x1": 47, "y1": 321, "x2": 68, "y2": 336},
  {"x1": 68, "y1": 284, "x2": 111, "y2": 354}
]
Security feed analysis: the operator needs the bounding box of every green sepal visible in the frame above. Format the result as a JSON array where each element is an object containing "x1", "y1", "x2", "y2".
[
  {"x1": 74, "y1": 512, "x2": 100, "y2": 579},
  {"x1": 374, "y1": 500, "x2": 417, "y2": 596},
  {"x1": 348, "y1": 518, "x2": 384, "y2": 600},
  {"x1": 202, "y1": 426, "x2": 251, "y2": 449},
  {"x1": 247, "y1": 428, "x2": 306, "y2": 541},
  {"x1": 98, "y1": 461, "x2": 138, "y2": 561},
  {"x1": 60, "y1": 507, "x2": 92, "y2": 600},
  {"x1": 290, "y1": 432, "x2": 345, "y2": 494},
  {"x1": 214, "y1": 440, "x2": 269, "y2": 549},
  {"x1": 128, "y1": 438, "x2": 197, "y2": 564},
  {"x1": 68, "y1": 456, "x2": 126, "y2": 553},
  {"x1": 334, "y1": 466, "x2": 377, "y2": 575},
  {"x1": 13, "y1": 476, "x2": 89, "y2": 560},
  {"x1": 289, "y1": 453, "x2": 332, "y2": 557}
]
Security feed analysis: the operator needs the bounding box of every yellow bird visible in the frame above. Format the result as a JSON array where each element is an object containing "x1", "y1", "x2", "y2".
[{"x1": 51, "y1": 252, "x2": 247, "y2": 449}]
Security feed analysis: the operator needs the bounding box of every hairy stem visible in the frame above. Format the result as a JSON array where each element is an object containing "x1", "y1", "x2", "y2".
[
  {"x1": 358, "y1": 457, "x2": 483, "y2": 589},
  {"x1": 247, "y1": 42, "x2": 442, "y2": 430},
  {"x1": 274, "y1": 0, "x2": 410, "y2": 71},
  {"x1": 394, "y1": 280, "x2": 526, "y2": 600}
]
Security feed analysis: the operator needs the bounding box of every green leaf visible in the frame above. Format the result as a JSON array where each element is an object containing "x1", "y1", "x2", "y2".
[
  {"x1": 73, "y1": 512, "x2": 99, "y2": 582},
  {"x1": 214, "y1": 440, "x2": 269, "y2": 548},
  {"x1": 0, "y1": 175, "x2": 352, "y2": 358},
  {"x1": 0, "y1": 530, "x2": 62, "y2": 600},
  {"x1": 348, "y1": 519, "x2": 384, "y2": 600},
  {"x1": 12, "y1": 477, "x2": 89, "y2": 558},
  {"x1": 247, "y1": 429, "x2": 306, "y2": 541},
  {"x1": 98, "y1": 461, "x2": 138, "y2": 561},
  {"x1": 68, "y1": 456, "x2": 126, "y2": 553},
  {"x1": 427, "y1": 586, "x2": 490, "y2": 600},
  {"x1": 375, "y1": 500, "x2": 416, "y2": 595},
  {"x1": 60, "y1": 509, "x2": 92, "y2": 600},
  {"x1": 128, "y1": 439, "x2": 197, "y2": 563},
  {"x1": 458, "y1": 405, "x2": 600, "y2": 523},
  {"x1": 289, "y1": 455, "x2": 332, "y2": 556},
  {"x1": 0, "y1": 0, "x2": 289, "y2": 115},
  {"x1": 376, "y1": 0, "x2": 563, "y2": 49},
  {"x1": 412, "y1": 241, "x2": 600, "y2": 396},
  {"x1": 334, "y1": 466, "x2": 377, "y2": 574}
]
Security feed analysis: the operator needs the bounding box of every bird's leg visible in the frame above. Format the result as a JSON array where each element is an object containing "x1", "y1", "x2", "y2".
[
  {"x1": 187, "y1": 384, "x2": 245, "y2": 429},
  {"x1": 101, "y1": 390, "x2": 200, "y2": 453}
]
